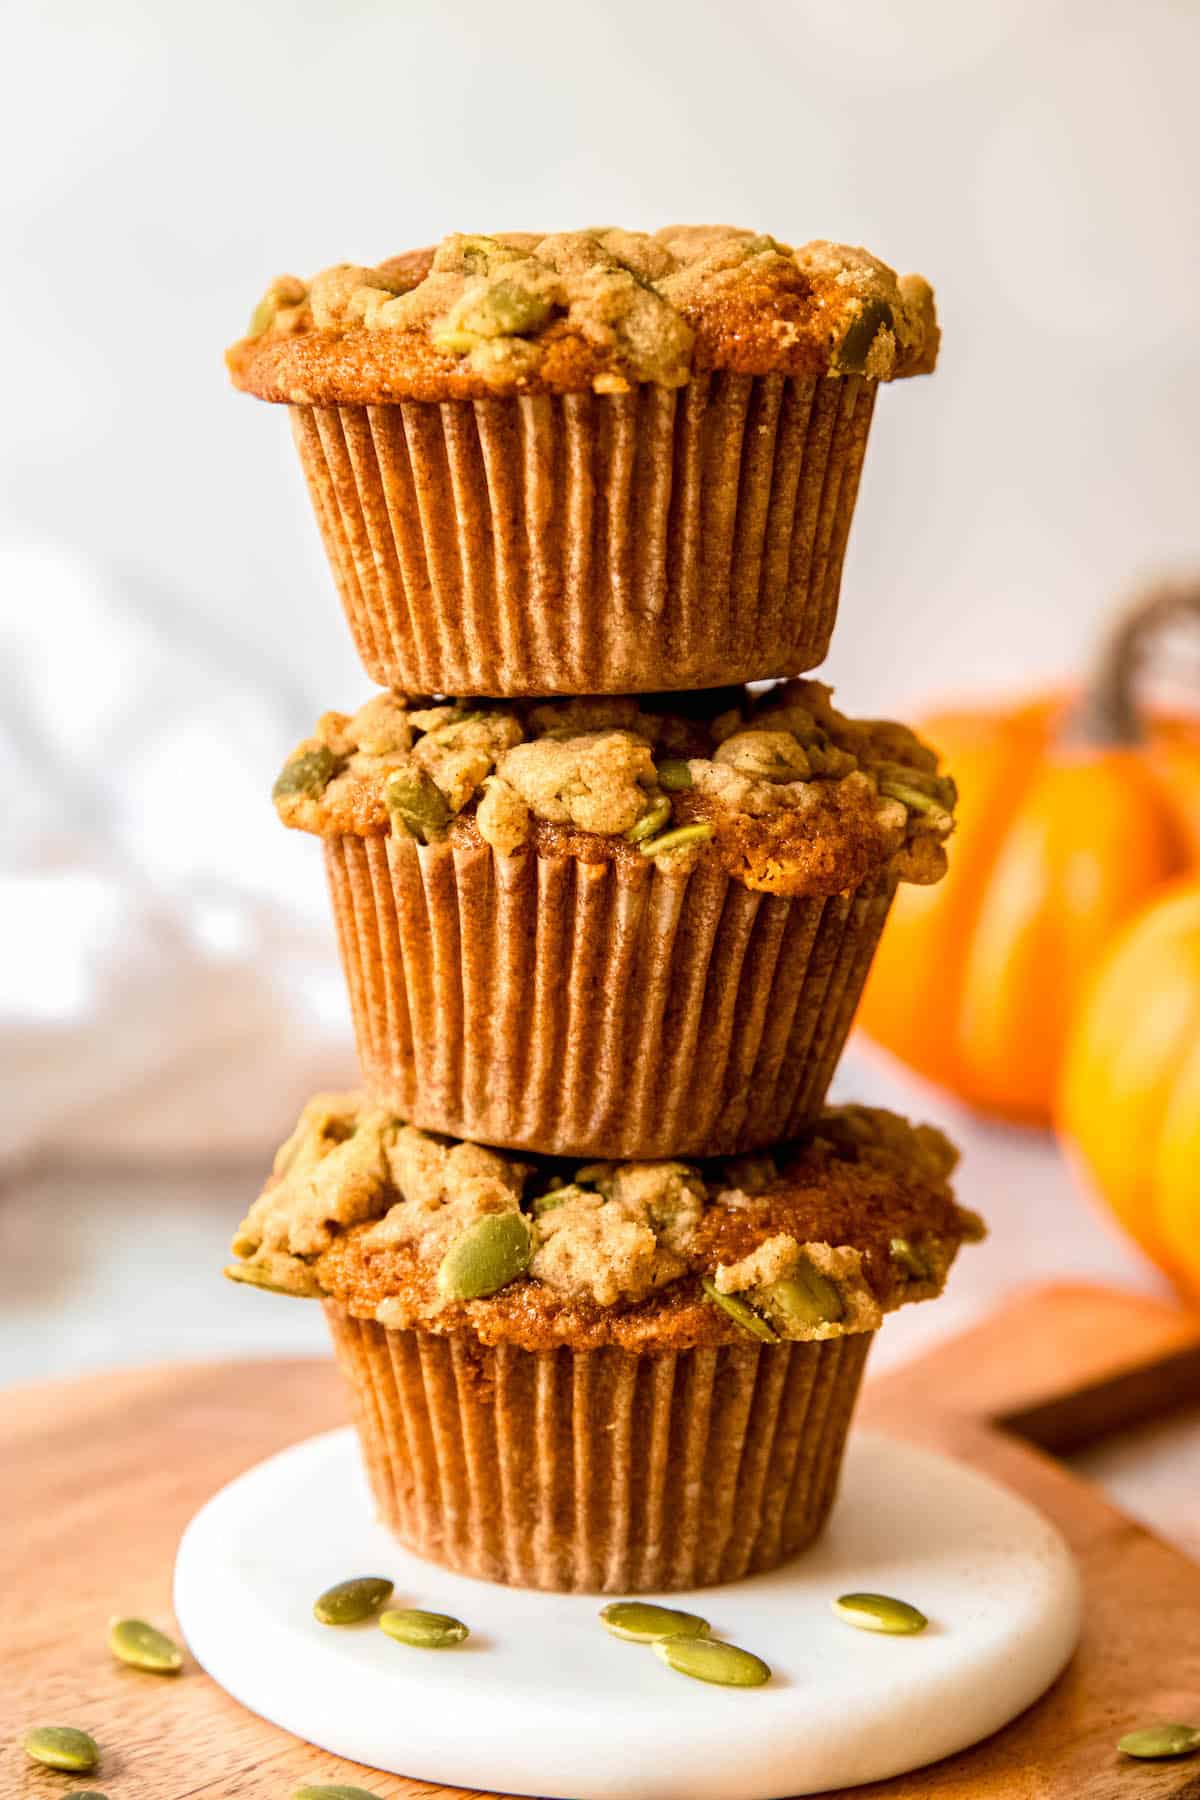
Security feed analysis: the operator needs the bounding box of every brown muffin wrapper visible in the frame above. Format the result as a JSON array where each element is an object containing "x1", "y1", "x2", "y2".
[
  {"x1": 325, "y1": 832, "x2": 898, "y2": 1159},
  {"x1": 290, "y1": 372, "x2": 877, "y2": 695},
  {"x1": 324, "y1": 1302, "x2": 873, "y2": 1593}
]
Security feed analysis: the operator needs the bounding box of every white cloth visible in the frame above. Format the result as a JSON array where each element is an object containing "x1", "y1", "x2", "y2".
[{"x1": 1, "y1": 542, "x2": 356, "y2": 1164}]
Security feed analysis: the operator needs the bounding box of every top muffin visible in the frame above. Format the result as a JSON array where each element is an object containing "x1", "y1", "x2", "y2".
[{"x1": 228, "y1": 227, "x2": 939, "y2": 403}]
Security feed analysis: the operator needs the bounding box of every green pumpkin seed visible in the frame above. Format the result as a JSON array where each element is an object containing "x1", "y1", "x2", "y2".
[
  {"x1": 625, "y1": 796, "x2": 673, "y2": 843},
  {"x1": 876, "y1": 777, "x2": 954, "y2": 829},
  {"x1": 835, "y1": 298, "x2": 894, "y2": 374},
  {"x1": 531, "y1": 1191, "x2": 568, "y2": 1216},
  {"x1": 652, "y1": 1635, "x2": 771, "y2": 1687},
  {"x1": 384, "y1": 769, "x2": 451, "y2": 844},
  {"x1": 438, "y1": 1211, "x2": 531, "y2": 1301},
  {"x1": 833, "y1": 1592, "x2": 928, "y2": 1635},
  {"x1": 639, "y1": 821, "x2": 714, "y2": 858},
  {"x1": 760, "y1": 1262, "x2": 845, "y2": 1330},
  {"x1": 656, "y1": 759, "x2": 693, "y2": 792},
  {"x1": 65, "y1": 1792, "x2": 110, "y2": 1799},
  {"x1": 223, "y1": 1260, "x2": 318, "y2": 1299},
  {"x1": 21, "y1": 1727, "x2": 99, "y2": 1772},
  {"x1": 313, "y1": 1576, "x2": 394, "y2": 1626},
  {"x1": 599, "y1": 1601, "x2": 710, "y2": 1643},
  {"x1": 108, "y1": 1617, "x2": 183, "y2": 1674},
  {"x1": 889, "y1": 1236, "x2": 930, "y2": 1280},
  {"x1": 701, "y1": 1276, "x2": 779, "y2": 1343},
  {"x1": 293, "y1": 1788, "x2": 384, "y2": 1799},
  {"x1": 273, "y1": 747, "x2": 338, "y2": 802},
  {"x1": 466, "y1": 280, "x2": 555, "y2": 338},
  {"x1": 1118, "y1": 1724, "x2": 1200, "y2": 1760},
  {"x1": 432, "y1": 327, "x2": 482, "y2": 354},
  {"x1": 379, "y1": 1608, "x2": 470, "y2": 1649}
]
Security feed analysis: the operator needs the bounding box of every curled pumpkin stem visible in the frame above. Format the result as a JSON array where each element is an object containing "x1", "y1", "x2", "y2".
[{"x1": 1064, "y1": 575, "x2": 1200, "y2": 748}]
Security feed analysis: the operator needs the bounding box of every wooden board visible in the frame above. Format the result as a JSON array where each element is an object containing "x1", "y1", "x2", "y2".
[{"x1": 2, "y1": 1282, "x2": 1199, "y2": 1800}]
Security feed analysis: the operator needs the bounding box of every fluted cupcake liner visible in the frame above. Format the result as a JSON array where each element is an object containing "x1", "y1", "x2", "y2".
[
  {"x1": 325, "y1": 1303, "x2": 873, "y2": 1593},
  {"x1": 325, "y1": 830, "x2": 898, "y2": 1159},
  {"x1": 290, "y1": 372, "x2": 876, "y2": 696}
]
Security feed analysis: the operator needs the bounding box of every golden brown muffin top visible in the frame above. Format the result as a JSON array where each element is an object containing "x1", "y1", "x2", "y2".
[
  {"x1": 225, "y1": 1094, "x2": 982, "y2": 1352},
  {"x1": 272, "y1": 681, "x2": 956, "y2": 899},
  {"x1": 227, "y1": 227, "x2": 939, "y2": 403}
]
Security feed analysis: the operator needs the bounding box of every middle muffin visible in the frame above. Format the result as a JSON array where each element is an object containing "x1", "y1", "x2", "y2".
[{"x1": 275, "y1": 678, "x2": 956, "y2": 1159}]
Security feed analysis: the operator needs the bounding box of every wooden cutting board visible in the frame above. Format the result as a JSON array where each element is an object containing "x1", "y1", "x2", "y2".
[{"x1": 2, "y1": 1282, "x2": 1199, "y2": 1799}]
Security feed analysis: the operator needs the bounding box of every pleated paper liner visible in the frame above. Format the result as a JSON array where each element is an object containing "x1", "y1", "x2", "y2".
[
  {"x1": 325, "y1": 1303, "x2": 872, "y2": 1593},
  {"x1": 290, "y1": 371, "x2": 877, "y2": 696},
  {"x1": 325, "y1": 831, "x2": 897, "y2": 1160}
]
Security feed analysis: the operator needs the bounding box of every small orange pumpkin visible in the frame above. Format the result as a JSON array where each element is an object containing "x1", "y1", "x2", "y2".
[
  {"x1": 1058, "y1": 880, "x2": 1200, "y2": 1299},
  {"x1": 857, "y1": 581, "x2": 1200, "y2": 1124}
]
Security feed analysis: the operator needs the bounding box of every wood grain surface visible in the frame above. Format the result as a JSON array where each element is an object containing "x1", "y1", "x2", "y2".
[{"x1": 2, "y1": 1282, "x2": 1199, "y2": 1800}]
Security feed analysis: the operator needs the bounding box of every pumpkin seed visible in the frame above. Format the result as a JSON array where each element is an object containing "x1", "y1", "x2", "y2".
[
  {"x1": 639, "y1": 822, "x2": 714, "y2": 858},
  {"x1": 652, "y1": 1635, "x2": 771, "y2": 1687},
  {"x1": 1118, "y1": 1724, "x2": 1200, "y2": 1760},
  {"x1": 65, "y1": 1793, "x2": 110, "y2": 1799},
  {"x1": 273, "y1": 747, "x2": 338, "y2": 802},
  {"x1": 531, "y1": 1191, "x2": 568, "y2": 1216},
  {"x1": 701, "y1": 1276, "x2": 779, "y2": 1343},
  {"x1": 625, "y1": 796, "x2": 673, "y2": 843},
  {"x1": 294, "y1": 1788, "x2": 384, "y2": 1799},
  {"x1": 465, "y1": 280, "x2": 555, "y2": 338},
  {"x1": 833, "y1": 1592, "x2": 928, "y2": 1635},
  {"x1": 21, "y1": 1726, "x2": 99, "y2": 1772},
  {"x1": 426, "y1": 709, "x2": 487, "y2": 739},
  {"x1": 835, "y1": 298, "x2": 894, "y2": 374},
  {"x1": 761, "y1": 1262, "x2": 845, "y2": 1330},
  {"x1": 313, "y1": 1576, "x2": 394, "y2": 1626},
  {"x1": 379, "y1": 1608, "x2": 470, "y2": 1649},
  {"x1": 889, "y1": 1236, "x2": 930, "y2": 1280},
  {"x1": 600, "y1": 1601, "x2": 710, "y2": 1643},
  {"x1": 656, "y1": 759, "x2": 694, "y2": 791},
  {"x1": 384, "y1": 769, "x2": 451, "y2": 844},
  {"x1": 877, "y1": 777, "x2": 954, "y2": 828},
  {"x1": 437, "y1": 1211, "x2": 531, "y2": 1301},
  {"x1": 223, "y1": 1260, "x2": 317, "y2": 1299},
  {"x1": 108, "y1": 1617, "x2": 183, "y2": 1674}
]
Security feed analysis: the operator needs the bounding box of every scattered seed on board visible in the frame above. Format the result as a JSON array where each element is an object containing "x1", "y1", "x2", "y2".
[
  {"x1": 378, "y1": 1608, "x2": 470, "y2": 1649},
  {"x1": 108, "y1": 1616, "x2": 183, "y2": 1673},
  {"x1": 293, "y1": 1786, "x2": 384, "y2": 1799},
  {"x1": 1118, "y1": 1724, "x2": 1200, "y2": 1760},
  {"x1": 652, "y1": 1635, "x2": 771, "y2": 1687},
  {"x1": 313, "y1": 1576, "x2": 394, "y2": 1626},
  {"x1": 832, "y1": 1592, "x2": 928, "y2": 1635},
  {"x1": 600, "y1": 1601, "x2": 710, "y2": 1643},
  {"x1": 20, "y1": 1726, "x2": 100, "y2": 1772}
]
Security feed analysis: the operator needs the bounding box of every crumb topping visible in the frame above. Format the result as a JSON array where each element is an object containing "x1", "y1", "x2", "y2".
[
  {"x1": 227, "y1": 227, "x2": 938, "y2": 404},
  {"x1": 225, "y1": 1095, "x2": 983, "y2": 1351},
  {"x1": 272, "y1": 682, "x2": 956, "y2": 899}
]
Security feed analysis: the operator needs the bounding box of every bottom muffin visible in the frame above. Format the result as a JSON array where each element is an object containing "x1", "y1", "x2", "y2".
[{"x1": 226, "y1": 1097, "x2": 983, "y2": 1592}]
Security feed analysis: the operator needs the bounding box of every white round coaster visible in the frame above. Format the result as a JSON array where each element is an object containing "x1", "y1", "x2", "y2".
[{"x1": 175, "y1": 1426, "x2": 1080, "y2": 1800}]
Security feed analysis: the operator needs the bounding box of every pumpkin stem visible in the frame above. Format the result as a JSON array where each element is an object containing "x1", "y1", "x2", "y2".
[{"x1": 1063, "y1": 576, "x2": 1200, "y2": 747}]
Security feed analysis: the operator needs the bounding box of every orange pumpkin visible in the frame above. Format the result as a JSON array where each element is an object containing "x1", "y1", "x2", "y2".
[
  {"x1": 858, "y1": 581, "x2": 1200, "y2": 1124},
  {"x1": 1058, "y1": 881, "x2": 1200, "y2": 1299}
]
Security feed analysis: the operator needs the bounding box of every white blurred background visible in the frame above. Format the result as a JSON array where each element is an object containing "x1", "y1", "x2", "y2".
[{"x1": 1, "y1": 0, "x2": 1197, "y2": 1524}]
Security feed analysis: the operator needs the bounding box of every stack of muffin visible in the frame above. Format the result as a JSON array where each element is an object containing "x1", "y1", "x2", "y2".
[{"x1": 224, "y1": 227, "x2": 983, "y2": 1594}]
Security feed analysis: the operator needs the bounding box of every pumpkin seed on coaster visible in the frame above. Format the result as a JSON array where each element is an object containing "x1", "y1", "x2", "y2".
[
  {"x1": 832, "y1": 1592, "x2": 928, "y2": 1634},
  {"x1": 1118, "y1": 1724, "x2": 1200, "y2": 1760},
  {"x1": 313, "y1": 1576, "x2": 394, "y2": 1625},
  {"x1": 108, "y1": 1615, "x2": 184, "y2": 1673},
  {"x1": 599, "y1": 1601, "x2": 710, "y2": 1643},
  {"x1": 21, "y1": 1725, "x2": 100, "y2": 1772},
  {"x1": 378, "y1": 1608, "x2": 470, "y2": 1649},
  {"x1": 652, "y1": 1635, "x2": 771, "y2": 1688}
]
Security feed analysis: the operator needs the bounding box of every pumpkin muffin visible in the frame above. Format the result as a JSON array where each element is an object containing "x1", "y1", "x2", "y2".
[
  {"x1": 273, "y1": 679, "x2": 956, "y2": 1159},
  {"x1": 226, "y1": 1094, "x2": 982, "y2": 1592},
  {"x1": 228, "y1": 227, "x2": 939, "y2": 696}
]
